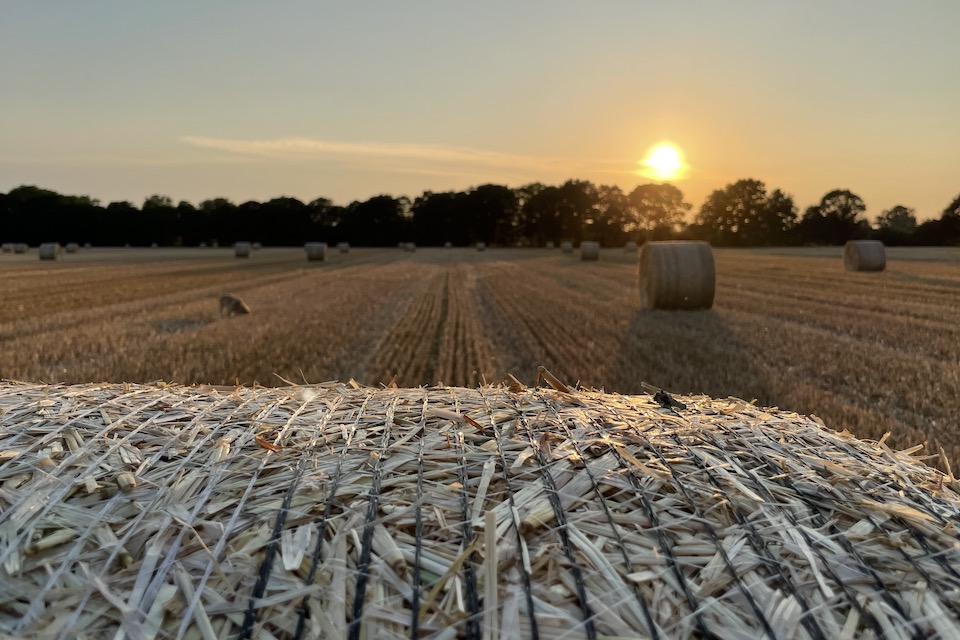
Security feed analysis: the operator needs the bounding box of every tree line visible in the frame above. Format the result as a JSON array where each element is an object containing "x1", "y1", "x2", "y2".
[{"x1": 3, "y1": 180, "x2": 960, "y2": 248}]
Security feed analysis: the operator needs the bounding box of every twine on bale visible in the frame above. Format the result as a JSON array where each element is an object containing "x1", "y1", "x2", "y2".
[
  {"x1": 638, "y1": 241, "x2": 716, "y2": 310},
  {"x1": 234, "y1": 242, "x2": 251, "y2": 258},
  {"x1": 2, "y1": 380, "x2": 960, "y2": 639},
  {"x1": 305, "y1": 242, "x2": 327, "y2": 261},
  {"x1": 844, "y1": 240, "x2": 886, "y2": 272},
  {"x1": 580, "y1": 241, "x2": 600, "y2": 261}
]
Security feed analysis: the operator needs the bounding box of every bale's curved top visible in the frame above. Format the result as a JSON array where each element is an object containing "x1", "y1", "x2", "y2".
[
  {"x1": 638, "y1": 241, "x2": 716, "y2": 310},
  {"x1": 1, "y1": 381, "x2": 958, "y2": 639},
  {"x1": 844, "y1": 240, "x2": 886, "y2": 272}
]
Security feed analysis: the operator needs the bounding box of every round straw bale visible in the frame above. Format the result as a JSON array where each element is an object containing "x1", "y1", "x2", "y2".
[
  {"x1": 337, "y1": 242, "x2": 350, "y2": 254},
  {"x1": 546, "y1": 241, "x2": 555, "y2": 249},
  {"x1": 444, "y1": 241, "x2": 453, "y2": 248},
  {"x1": 404, "y1": 242, "x2": 417, "y2": 252},
  {"x1": 624, "y1": 240, "x2": 638, "y2": 252},
  {"x1": 580, "y1": 241, "x2": 600, "y2": 261},
  {"x1": 64, "y1": 242, "x2": 79, "y2": 253},
  {"x1": 252, "y1": 242, "x2": 262, "y2": 250},
  {"x1": 477, "y1": 242, "x2": 486, "y2": 251},
  {"x1": 38, "y1": 243, "x2": 62, "y2": 260},
  {"x1": 13, "y1": 243, "x2": 27, "y2": 254},
  {"x1": 83, "y1": 242, "x2": 92, "y2": 249},
  {"x1": 199, "y1": 242, "x2": 207, "y2": 248},
  {"x1": 560, "y1": 241, "x2": 573, "y2": 253},
  {"x1": 1, "y1": 243, "x2": 12, "y2": 253},
  {"x1": 638, "y1": 241, "x2": 715, "y2": 310},
  {"x1": 305, "y1": 242, "x2": 327, "y2": 261},
  {"x1": 234, "y1": 242, "x2": 251, "y2": 258},
  {"x1": 843, "y1": 240, "x2": 886, "y2": 272}
]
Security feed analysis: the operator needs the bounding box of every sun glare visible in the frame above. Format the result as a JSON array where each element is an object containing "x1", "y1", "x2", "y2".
[{"x1": 638, "y1": 143, "x2": 686, "y2": 181}]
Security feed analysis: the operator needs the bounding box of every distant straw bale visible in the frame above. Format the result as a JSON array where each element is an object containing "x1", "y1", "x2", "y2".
[
  {"x1": 252, "y1": 242, "x2": 262, "y2": 250},
  {"x1": 64, "y1": 243, "x2": 79, "y2": 253},
  {"x1": 305, "y1": 242, "x2": 327, "y2": 261},
  {"x1": 638, "y1": 240, "x2": 715, "y2": 309},
  {"x1": 1, "y1": 243, "x2": 13, "y2": 253},
  {"x1": 0, "y1": 380, "x2": 958, "y2": 638},
  {"x1": 404, "y1": 242, "x2": 417, "y2": 252},
  {"x1": 844, "y1": 240, "x2": 886, "y2": 272},
  {"x1": 477, "y1": 242, "x2": 486, "y2": 251},
  {"x1": 13, "y1": 243, "x2": 27, "y2": 254},
  {"x1": 580, "y1": 241, "x2": 600, "y2": 261},
  {"x1": 337, "y1": 242, "x2": 350, "y2": 254},
  {"x1": 624, "y1": 240, "x2": 638, "y2": 252},
  {"x1": 38, "y1": 243, "x2": 61, "y2": 261},
  {"x1": 234, "y1": 242, "x2": 251, "y2": 258},
  {"x1": 218, "y1": 293, "x2": 251, "y2": 317},
  {"x1": 444, "y1": 241, "x2": 453, "y2": 248},
  {"x1": 546, "y1": 241, "x2": 555, "y2": 249},
  {"x1": 560, "y1": 241, "x2": 573, "y2": 253}
]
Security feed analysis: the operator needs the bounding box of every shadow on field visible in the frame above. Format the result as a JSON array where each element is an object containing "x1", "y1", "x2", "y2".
[{"x1": 607, "y1": 309, "x2": 773, "y2": 404}]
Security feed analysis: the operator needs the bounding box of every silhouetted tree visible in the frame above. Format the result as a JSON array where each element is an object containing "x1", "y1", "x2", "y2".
[
  {"x1": 875, "y1": 205, "x2": 917, "y2": 245},
  {"x1": 696, "y1": 179, "x2": 795, "y2": 246},
  {"x1": 627, "y1": 183, "x2": 692, "y2": 241},
  {"x1": 798, "y1": 189, "x2": 866, "y2": 244}
]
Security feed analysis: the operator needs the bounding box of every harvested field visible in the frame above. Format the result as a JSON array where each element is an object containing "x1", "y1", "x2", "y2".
[
  {"x1": 1, "y1": 381, "x2": 958, "y2": 638},
  {"x1": 1, "y1": 246, "x2": 959, "y2": 464}
]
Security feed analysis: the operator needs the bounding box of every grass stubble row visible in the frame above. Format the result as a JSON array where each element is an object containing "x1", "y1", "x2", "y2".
[
  {"x1": 1, "y1": 380, "x2": 959, "y2": 638},
  {"x1": 1, "y1": 247, "x2": 959, "y2": 466}
]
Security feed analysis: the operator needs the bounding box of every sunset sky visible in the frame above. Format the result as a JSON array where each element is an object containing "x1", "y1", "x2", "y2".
[{"x1": 2, "y1": 1, "x2": 958, "y2": 220}]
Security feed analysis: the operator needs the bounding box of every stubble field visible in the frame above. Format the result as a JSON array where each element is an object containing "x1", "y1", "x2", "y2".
[{"x1": 2, "y1": 245, "x2": 959, "y2": 465}]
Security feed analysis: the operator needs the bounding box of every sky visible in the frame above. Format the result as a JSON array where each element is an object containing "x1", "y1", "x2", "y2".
[{"x1": 2, "y1": 1, "x2": 958, "y2": 221}]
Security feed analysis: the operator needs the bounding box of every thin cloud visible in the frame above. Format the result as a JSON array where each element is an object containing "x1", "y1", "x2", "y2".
[{"x1": 179, "y1": 135, "x2": 628, "y2": 182}]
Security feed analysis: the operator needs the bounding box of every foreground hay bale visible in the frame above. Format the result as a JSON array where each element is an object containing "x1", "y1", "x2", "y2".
[
  {"x1": 844, "y1": 239, "x2": 886, "y2": 272},
  {"x1": 64, "y1": 242, "x2": 79, "y2": 253},
  {"x1": 580, "y1": 241, "x2": 600, "y2": 261},
  {"x1": 234, "y1": 242, "x2": 251, "y2": 258},
  {"x1": 305, "y1": 242, "x2": 327, "y2": 261},
  {"x1": 337, "y1": 242, "x2": 350, "y2": 254},
  {"x1": 38, "y1": 243, "x2": 61, "y2": 260},
  {"x1": 639, "y1": 241, "x2": 716, "y2": 310},
  {"x1": 13, "y1": 243, "x2": 27, "y2": 254},
  {"x1": 0, "y1": 380, "x2": 958, "y2": 639},
  {"x1": 560, "y1": 241, "x2": 573, "y2": 253}
]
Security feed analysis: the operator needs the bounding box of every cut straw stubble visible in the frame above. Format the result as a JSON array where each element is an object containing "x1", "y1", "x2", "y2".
[{"x1": 0, "y1": 380, "x2": 958, "y2": 638}]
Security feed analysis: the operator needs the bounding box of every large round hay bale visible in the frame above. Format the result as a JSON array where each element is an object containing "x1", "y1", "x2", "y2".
[
  {"x1": 844, "y1": 240, "x2": 886, "y2": 272},
  {"x1": 38, "y1": 243, "x2": 61, "y2": 260},
  {"x1": 477, "y1": 242, "x2": 486, "y2": 252},
  {"x1": 580, "y1": 241, "x2": 600, "y2": 261},
  {"x1": 624, "y1": 240, "x2": 638, "y2": 252},
  {"x1": 13, "y1": 243, "x2": 27, "y2": 254},
  {"x1": 1, "y1": 380, "x2": 959, "y2": 639},
  {"x1": 64, "y1": 242, "x2": 79, "y2": 253},
  {"x1": 234, "y1": 242, "x2": 251, "y2": 258},
  {"x1": 337, "y1": 242, "x2": 350, "y2": 254},
  {"x1": 560, "y1": 241, "x2": 573, "y2": 254},
  {"x1": 1, "y1": 243, "x2": 13, "y2": 253},
  {"x1": 305, "y1": 242, "x2": 327, "y2": 261},
  {"x1": 638, "y1": 241, "x2": 715, "y2": 310}
]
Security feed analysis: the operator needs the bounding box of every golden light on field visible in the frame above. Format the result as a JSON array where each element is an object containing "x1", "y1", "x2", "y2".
[{"x1": 638, "y1": 142, "x2": 686, "y2": 181}]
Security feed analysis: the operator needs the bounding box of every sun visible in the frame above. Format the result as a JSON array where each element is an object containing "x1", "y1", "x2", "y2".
[{"x1": 638, "y1": 143, "x2": 686, "y2": 181}]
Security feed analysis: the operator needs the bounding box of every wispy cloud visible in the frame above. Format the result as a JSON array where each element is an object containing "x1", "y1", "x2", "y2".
[{"x1": 180, "y1": 135, "x2": 630, "y2": 182}]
